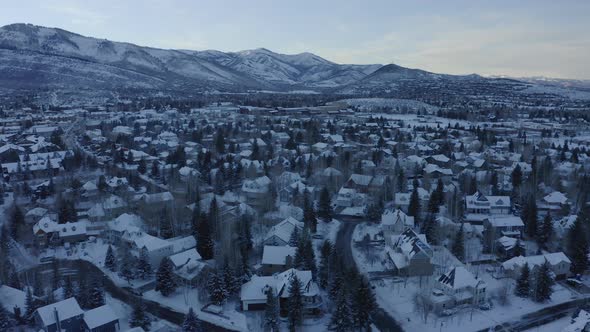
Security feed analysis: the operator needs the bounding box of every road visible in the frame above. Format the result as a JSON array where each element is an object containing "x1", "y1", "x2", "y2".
[{"x1": 335, "y1": 221, "x2": 404, "y2": 332}]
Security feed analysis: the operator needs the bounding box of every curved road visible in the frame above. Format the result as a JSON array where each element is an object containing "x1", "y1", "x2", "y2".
[{"x1": 335, "y1": 221, "x2": 404, "y2": 332}]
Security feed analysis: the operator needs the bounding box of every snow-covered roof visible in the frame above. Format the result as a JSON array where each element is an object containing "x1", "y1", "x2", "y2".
[
  {"x1": 264, "y1": 217, "x2": 303, "y2": 244},
  {"x1": 381, "y1": 209, "x2": 414, "y2": 228},
  {"x1": 36, "y1": 297, "x2": 83, "y2": 327},
  {"x1": 83, "y1": 304, "x2": 118, "y2": 329},
  {"x1": 438, "y1": 266, "x2": 484, "y2": 290},
  {"x1": 169, "y1": 248, "x2": 202, "y2": 268},
  {"x1": 485, "y1": 215, "x2": 524, "y2": 228},
  {"x1": 502, "y1": 252, "x2": 571, "y2": 271},
  {"x1": 0, "y1": 285, "x2": 27, "y2": 312},
  {"x1": 262, "y1": 245, "x2": 297, "y2": 265},
  {"x1": 543, "y1": 191, "x2": 568, "y2": 205},
  {"x1": 563, "y1": 310, "x2": 590, "y2": 332}
]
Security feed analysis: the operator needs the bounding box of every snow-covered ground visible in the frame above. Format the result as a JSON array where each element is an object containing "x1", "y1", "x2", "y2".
[
  {"x1": 106, "y1": 294, "x2": 177, "y2": 331},
  {"x1": 351, "y1": 222, "x2": 580, "y2": 332}
]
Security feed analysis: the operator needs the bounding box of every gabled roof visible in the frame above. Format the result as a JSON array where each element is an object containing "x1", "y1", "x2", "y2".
[
  {"x1": 36, "y1": 297, "x2": 83, "y2": 327},
  {"x1": 438, "y1": 266, "x2": 483, "y2": 290},
  {"x1": 83, "y1": 304, "x2": 118, "y2": 329}
]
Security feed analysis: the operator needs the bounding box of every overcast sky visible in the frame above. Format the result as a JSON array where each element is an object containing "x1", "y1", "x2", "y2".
[{"x1": 2, "y1": 0, "x2": 589, "y2": 79}]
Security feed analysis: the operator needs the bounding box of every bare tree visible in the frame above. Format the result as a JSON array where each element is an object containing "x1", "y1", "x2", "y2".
[{"x1": 413, "y1": 289, "x2": 434, "y2": 323}]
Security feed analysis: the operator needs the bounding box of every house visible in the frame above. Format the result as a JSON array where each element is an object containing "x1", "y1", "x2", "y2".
[
  {"x1": 261, "y1": 245, "x2": 297, "y2": 275},
  {"x1": 538, "y1": 191, "x2": 569, "y2": 217},
  {"x1": 386, "y1": 228, "x2": 434, "y2": 277},
  {"x1": 33, "y1": 218, "x2": 88, "y2": 247},
  {"x1": 501, "y1": 252, "x2": 571, "y2": 280},
  {"x1": 240, "y1": 269, "x2": 321, "y2": 315},
  {"x1": 483, "y1": 215, "x2": 524, "y2": 252},
  {"x1": 25, "y1": 207, "x2": 48, "y2": 224},
  {"x1": 394, "y1": 188, "x2": 429, "y2": 213},
  {"x1": 495, "y1": 236, "x2": 525, "y2": 259},
  {"x1": 35, "y1": 297, "x2": 84, "y2": 332},
  {"x1": 241, "y1": 176, "x2": 271, "y2": 206},
  {"x1": 263, "y1": 217, "x2": 304, "y2": 246},
  {"x1": 431, "y1": 266, "x2": 487, "y2": 314},
  {"x1": 381, "y1": 209, "x2": 415, "y2": 239},
  {"x1": 83, "y1": 304, "x2": 120, "y2": 332},
  {"x1": 168, "y1": 248, "x2": 204, "y2": 286},
  {"x1": 465, "y1": 191, "x2": 511, "y2": 223}
]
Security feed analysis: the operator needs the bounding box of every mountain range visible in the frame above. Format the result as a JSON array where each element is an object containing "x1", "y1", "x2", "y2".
[{"x1": 0, "y1": 23, "x2": 587, "y2": 101}]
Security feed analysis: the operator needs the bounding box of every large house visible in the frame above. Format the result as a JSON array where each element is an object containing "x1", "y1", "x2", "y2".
[
  {"x1": 386, "y1": 228, "x2": 434, "y2": 277},
  {"x1": 261, "y1": 245, "x2": 297, "y2": 275},
  {"x1": 483, "y1": 215, "x2": 524, "y2": 252},
  {"x1": 431, "y1": 266, "x2": 487, "y2": 314},
  {"x1": 240, "y1": 269, "x2": 321, "y2": 315},
  {"x1": 263, "y1": 217, "x2": 304, "y2": 246},
  {"x1": 501, "y1": 252, "x2": 571, "y2": 280},
  {"x1": 465, "y1": 191, "x2": 511, "y2": 224},
  {"x1": 35, "y1": 297, "x2": 84, "y2": 332},
  {"x1": 382, "y1": 208, "x2": 415, "y2": 239}
]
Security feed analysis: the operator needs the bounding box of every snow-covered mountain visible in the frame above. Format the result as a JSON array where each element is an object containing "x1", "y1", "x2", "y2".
[{"x1": 0, "y1": 23, "x2": 381, "y2": 93}]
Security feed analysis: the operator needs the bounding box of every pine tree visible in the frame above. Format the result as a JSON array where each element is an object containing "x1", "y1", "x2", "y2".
[
  {"x1": 105, "y1": 245, "x2": 117, "y2": 271},
  {"x1": 303, "y1": 191, "x2": 317, "y2": 233},
  {"x1": 182, "y1": 307, "x2": 202, "y2": 332},
  {"x1": 512, "y1": 164, "x2": 523, "y2": 189},
  {"x1": 287, "y1": 274, "x2": 303, "y2": 332},
  {"x1": 351, "y1": 277, "x2": 376, "y2": 331},
  {"x1": 222, "y1": 262, "x2": 239, "y2": 297},
  {"x1": 119, "y1": 245, "x2": 135, "y2": 283},
  {"x1": 515, "y1": 263, "x2": 530, "y2": 297},
  {"x1": 523, "y1": 196, "x2": 538, "y2": 238},
  {"x1": 318, "y1": 187, "x2": 333, "y2": 222},
  {"x1": 25, "y1": 287, "x2": 36, "y2": 325},
  {"x1": 155, "y1": 258, "x2": 177, "y2": 297},
  {"x1": 197, "y1": 213, "x2": 214, "y2": 260},
  {"x1": 451, "y1": 223, "x2": 465, "y2": 261},
  {"x1": 319, "y1": 240, "x2": 333, "y2": 289},
  {"x1": 159, "y1": 209, "x2": 174, "y2": 239},
  {"x1": 137, "y1": 158, "x2": 147, "y2": 174},
  {"x1": 136, "y1": 249, "x2": 152, "y2": 280},
  {"x1": 130, "y1": 300, "x2": 151, "y2": 331},
  {"x1": 207, "y1": 270, "x2": 228, "y2": 305},
  {"x1": 63, "y1": 276, "x2": 75, "y2": 299},
  {"x1": 288, "y1": 226, "x2": 300, "y2": 247},
  {"x1": 533, "y1": 262, "x2": 554, "y2": 302},
  {"x1": 0, "y1": 299, "x2": 11, "y2": 330},
  {"x1": 10, "y1": 205, "x2": 24, "y2": 240},
  {"x1": 329, "y1": 288, "x2": 352, "y2": 331},
  {"x1": 568, "y1": 216, "x2": 589, "y2": 275},
  {"x1": 408, "y1": 186, "x2": 421, "y2": 225},
  {"x1": 537, "y1": 213, "x2": 553, "y2": 248},
  {"x1": 264, "y1": 288, "x2": 280, "y2": 332},
  {"x1": 513, "y1": 238, "x2": 525, "y2": 258},
  {"x1": 88, "y1": 275, "x2": 105, "y2": 309}
]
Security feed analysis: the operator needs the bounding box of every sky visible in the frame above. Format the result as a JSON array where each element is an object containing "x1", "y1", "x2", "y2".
[{"x1": 1, "y1": 0, "x2": 589, "y2": 79}]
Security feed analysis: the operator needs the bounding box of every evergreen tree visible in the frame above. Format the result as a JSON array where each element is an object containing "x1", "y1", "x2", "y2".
[
  {"x1": 264, "y1": 288, "x2": 280, "y2": 332},
  {"x1": 537, "y1": 213, "x2": 553, "y2": 248},
  {"x1": 119, "y1": 245, "x2": 135, "y2": 283},
  {"x1": 155, "y1": 258, "x2": 177, "y2": 297},
  {"x1": 25, "y1": 287, "x2": 36, "y2": 325},
  {"x1": 318, "y1": 187, "x2": 333, "y2": 222},
  {"x1": 288, "y1": 226, "x2": 300, "y2": 247},
  {"x1": 197, "y1": 213, "x2": 214, "y2": 260},
  {"x1": 182, "y1": 307, "x2": 202, "y2": 332},
  {"x1": 351, "y1": 277, "x2": 376, "y2": 331},
  {"x1": 287, "y1": 275, "x2": 303, "y2": 332},
  {"x1": 303, "y1": 191, "x2": 317, "y2": 233},
  {"x1": 318, "y1": 240, "x2": 333, "y2": 289},
  {"x1": 513, "y1": 238, "x2": 525, "y2": 258},
  {"x1": 159, "y1": 209, "x2": 174, "y2": 239},
  {"x1": 88, "y1": 275, "x2": 105, "y2": 309},
  {"x1": 533, "y1": 262, "x2": 554, "y2": 302},
  {"x1": 136, "y1": 249, "x2": 152, "y2": 280},
  {"x1": 137, "y1": 158, "x2": 147, "y2": 174},
  {"x1": 10, "y1": 205, "x2": 24, "y2": 240},
  {"x1": 523, "y1": 196, "x2": 538, "y2": 238},
  {"x1": 130, "y1": 300, "x2": 151, "y2": 331},
  {"x1": 515, "y1": 263, "x2": 530, "y2": 297},
  {"x1": 407, "y1": 186, "x2": 421, "y2": 224},
  {"x1": 105, "y1": 245, "x2": 117, "y2": 271},
  {"x1": 0, "y1": 300, "x2": 10, "y2": 330},
  {"x1": 222, "y1": 262, "x2": 239, "y2": 297},
  {"x1": 512, "y1": 164, "x2": 523, "y2": 189},
  {"x1": 207, "y1": 270, "x2": 228, "y2": 305},
  {"x1": 329, "y1": 289, "x2": 352, "y2": 331},
  {"x1": 451, "y1": 223, "x2": 465, "y2": 261},
  {"x1": 63, "y1": 276, "x2": 75, "y2": 299},
  {"x1": 568, "y1": 216, "x2": 589, "y2": 275}
]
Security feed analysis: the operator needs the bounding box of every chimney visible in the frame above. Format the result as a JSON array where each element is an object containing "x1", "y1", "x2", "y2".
[{"x1": 54, "y1": 307, "x2": 61, "y2": 332}]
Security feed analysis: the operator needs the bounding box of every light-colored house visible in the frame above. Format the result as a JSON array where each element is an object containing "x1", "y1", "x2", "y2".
[
  {"x1": 381, "y1": 209, "x2": 415, "y2": 240},
  {"x1": 263, "y1": 217, "x2": 304, "y2": 246},
  {"x1": 261, "y1": 245, "x2": 297, "y2": 275},
  {"x1": 386, "y1": 228, "x2": 434, "y2": 277},
  {"x1": 432, "y1": 266, "x2": 487, "y2": 314},
  {"x1": 483, "y1": 215, "x2": 524, "y2": 252},
  {"x1": 501, "y1": 252, "x2": 571, "y2": 280},
  {"x1": 35, "y1": 297, "x2": 84, "y2": 332},
  {"x1": 240, "y1": 269, "x2": 321, "y2": 315}
]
